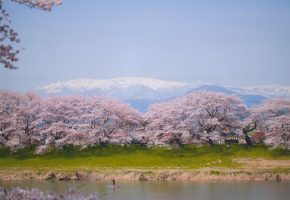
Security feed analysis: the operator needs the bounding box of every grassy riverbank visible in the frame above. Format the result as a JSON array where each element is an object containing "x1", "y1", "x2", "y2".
[
  {"x1": 1, "y1": 144, "x2": 290, "y2": 181},
  {"x1": 1, "y1": 144, "x2": 290, "y2": 170}
]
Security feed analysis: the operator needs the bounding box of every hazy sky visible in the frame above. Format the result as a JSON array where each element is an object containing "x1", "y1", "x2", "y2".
[{"x1": 1, "y1": 0, "x2": 290, "y2": 91}]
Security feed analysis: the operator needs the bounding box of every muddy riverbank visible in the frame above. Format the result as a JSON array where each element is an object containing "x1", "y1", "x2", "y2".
[{"x1": 0, "y1": 167, "x2": 289, "y2": 182}]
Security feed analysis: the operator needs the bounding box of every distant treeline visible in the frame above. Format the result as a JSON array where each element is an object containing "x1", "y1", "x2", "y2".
[{"x1": 0, "y1": 90, "x2": 290, "y2": 152}]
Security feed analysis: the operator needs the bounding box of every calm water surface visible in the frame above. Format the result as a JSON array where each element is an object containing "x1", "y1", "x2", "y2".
[{"x1": 0, "y1": 181, "x2": 289, "y2": 200}]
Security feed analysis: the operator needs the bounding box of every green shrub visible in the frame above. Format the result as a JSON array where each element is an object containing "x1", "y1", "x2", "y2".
[
  {"x1": 210, "y1": 170, "x2": 221, "y2": 175},
  {"x1": 0, "y1": 145, "x2": 10, "y2": 157},
  {"x1": 12, "y1": 145, "x2": 37, "y2": 159}
]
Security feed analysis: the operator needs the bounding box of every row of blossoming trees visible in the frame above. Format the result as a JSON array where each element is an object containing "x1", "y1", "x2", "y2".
[{"x1": 1, "y1": 90, "x2": 290, "y2": 152}]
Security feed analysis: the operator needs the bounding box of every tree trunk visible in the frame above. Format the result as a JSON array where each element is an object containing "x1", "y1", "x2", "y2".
[
  {"x1": 243, "y1": 131, "x2": 253, "y2": 146},
  {"x1": 242, "y1": 122, "x2": 257, "y2": 146},
  {"x1": 208, "y1": 139, "x2": 214, "y2": 147}
]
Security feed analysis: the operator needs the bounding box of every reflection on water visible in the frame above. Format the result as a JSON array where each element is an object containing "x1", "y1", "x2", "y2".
[{"x1": 0, "y1": 180, "x2": 290, "y2": 200}]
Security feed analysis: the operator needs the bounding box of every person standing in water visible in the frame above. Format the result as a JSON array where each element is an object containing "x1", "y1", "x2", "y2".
[{"x1": 112, "y1": 178, "x2": 116, "y2": 186}]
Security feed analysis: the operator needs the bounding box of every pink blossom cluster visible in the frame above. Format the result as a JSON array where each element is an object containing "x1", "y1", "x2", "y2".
[
  {"x1": 0, "y1": 187, "x2": 99, "y2": 200},
  {"x1": 0, "y1": 0, "x2": 62, "y2": 69},
  {"x1": 0, "y1": 91, "x2": 142, "y2": 151},
  {"x1": 1, "y1": 90, "x2": 290, "y2": 151}
]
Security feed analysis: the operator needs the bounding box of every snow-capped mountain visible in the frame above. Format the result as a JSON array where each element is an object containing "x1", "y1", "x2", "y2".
[
  {"x1": 37, "y1": 77, "x2": 198, "y2": 111},
  {"x1": 37, "y1": 77, "x2": 290, "y2": 112},
  {"x1": 37, "y1": 77, "x2": 193, "y2": 101},
  {"x1": 229, "y1": 85, "x2": 290, "y2": 99},
  {"x1": 39, "y1": 77, "x2": 188, "y2": 93}
]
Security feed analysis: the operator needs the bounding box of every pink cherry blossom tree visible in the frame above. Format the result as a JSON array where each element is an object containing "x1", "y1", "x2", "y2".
[
  {"x1": 14, "y1": 92, "x2": 42, "y2": 145},
  {"x1": 0, "y1": 90, "x2": 42, "y2": 147},
  {"x1": 7, "y1": 90, "x2": 290, "y2": 150},
  {"x1": 37, "y1": 96, "x2": 89, "y2": 146},
  {"x1": 145, "y1": 92, "x2": 247, "y2": 146},
  {"x1": 10, "y1": 0, "x2": 62, "y2": 10},
  {"x1": 86, "y1": 97, "x2": 142, "y2": 145},
  {"x1": 264, "y1": 115, "x2": 290, "y2": 149},
  {"x1": 0, "y1": 90, "x2": 19, "y2": 145},
  {"x1": 182, "y1": 93, "x2": 246, "y2": 146},
  {"x1": 250, "y1": 99, "x2": 290, "y2": 149},
  {"x1": 0, "y1": 91, "x2": 142, "y2": 148},
  {"x1": 0, "y1": 0, "x2": 62, "y2": 69},
  {"x1": 35, "y1": 95, "x2": 142, "y2": 148},
  {"x1": 144, "y1": 99, "x2": 192, "y2": 146}
]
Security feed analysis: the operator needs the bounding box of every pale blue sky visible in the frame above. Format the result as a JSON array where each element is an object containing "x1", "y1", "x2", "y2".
[{"x1": 1, "y1": 0, "x2": 290, "y2": 91}]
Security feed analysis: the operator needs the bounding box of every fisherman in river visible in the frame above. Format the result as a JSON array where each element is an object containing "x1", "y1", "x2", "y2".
[{"x1": 108, "y1": 178, "x2": 119, "y2": 189}]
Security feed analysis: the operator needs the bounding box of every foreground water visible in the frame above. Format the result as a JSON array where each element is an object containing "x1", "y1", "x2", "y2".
[{"x1": 0, "y1": 181, "x2": 289, "y2": 200}]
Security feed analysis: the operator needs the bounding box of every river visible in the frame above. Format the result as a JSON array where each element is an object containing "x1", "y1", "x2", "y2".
[{"x1": 0, "y1": 181, "x2": 289, "y2": 200}]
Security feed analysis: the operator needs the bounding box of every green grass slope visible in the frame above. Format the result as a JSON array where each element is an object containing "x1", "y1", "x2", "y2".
[{"x1": 1, "y1": 144, "x2": 290, "y2": 171}]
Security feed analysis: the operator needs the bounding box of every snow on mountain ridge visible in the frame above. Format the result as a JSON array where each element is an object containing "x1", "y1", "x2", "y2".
[
  {"x1": 38, "y1": 77, "x2": 189, "y2": 94},
  {"x1": 37, "y1": 77, "x2": 290, "y2": 99},
  {"x1": 229, "y1": 84, "x2": 290, "y2": 98},
  {"x1": 245, "y1": 85, "x2": 290, "y2": 96},
  {"x1": 37, "y1": 78, "x2": 290, "y2": 112}
]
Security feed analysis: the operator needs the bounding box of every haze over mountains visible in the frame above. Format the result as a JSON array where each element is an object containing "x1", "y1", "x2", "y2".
[{"x1": 37, "y1": 77, "x2": 290, "y2": 112}]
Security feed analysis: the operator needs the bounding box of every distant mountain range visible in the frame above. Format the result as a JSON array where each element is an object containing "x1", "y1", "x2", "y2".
[{"x1": 37, "y1": 77, "x2": 290, "y2": 112}]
